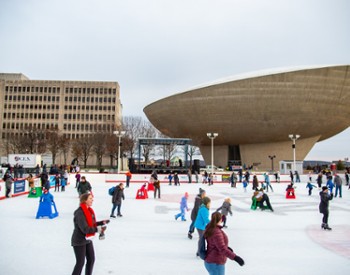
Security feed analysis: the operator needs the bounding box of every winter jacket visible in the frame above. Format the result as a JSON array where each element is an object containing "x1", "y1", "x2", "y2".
[
  {"x1": 71, "y1": 207, "x2": 99, "y2": 246},
  {"x1": 217, "y1": 201, "x2": 232, "y2": 216},
  {"x1": 326, "y1": 178, "x2": 334, "y2": 189},
  {"x1": 334, "y1": 176, "x2": 342, "y2": 186},
  {"x1": 179, "y1": 196, "x2": 189, "y2": 211},
  {"x1": 319, "y1": 191, "x2": 333, "y2": 214},
  {"x1": 194, "y1": 205, "x2": 210, "y2": 230},
  {"x1": 112, "y1": 186, "x2": 125, "y2": 204},
  {"x1": 78, "y1": 181, "x2": 92, "y2": 195},
  {"x1": 205, "y1": 226, "x2": 236, "y2": 265},
  {"x1": 190, "y1": 195, "x2": 202, "y2": 221}
]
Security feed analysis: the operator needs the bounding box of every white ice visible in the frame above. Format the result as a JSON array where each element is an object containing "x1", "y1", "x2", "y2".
[{"x1": 0, "y1": 174, "x2": 349, "y2": 275}]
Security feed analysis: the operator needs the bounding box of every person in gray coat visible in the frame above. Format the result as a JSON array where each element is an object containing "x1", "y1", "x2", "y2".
[
  {"x1": 216, "y1": 198, "x2": 233, "y2": 228},
  {"x1": 188, "y1": 188, "x2": 206, "y2": 239},
  {"x1": 334, "y1": 174, "x2": 342, "y2": 198},
  {"x1": 110, "y1": 183, "x2": 125, "y2": 218},
  {"x1": 77, "y1": 176, "x2": 92, "y2": 195}
]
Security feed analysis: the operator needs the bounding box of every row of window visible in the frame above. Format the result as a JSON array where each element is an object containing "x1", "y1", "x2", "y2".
[
  {"x1": 5, "y1": 85, "x2": 117, "y2": 95},
  {"x1": 4, "y1": 95, "x2": 60, "y2": 102},
  {"x1": 64, "y1": 105, "x2": 115, "y2": 111},
  {"x1": 2, "y1": 132, "x2": 110, "y2": 140},
  {"x1": 63, "y1": 114, "x2": 115, "y2": 121},
  {"x1": 63, "y1": 96, "x2": 116, "y2": 103},
  {"x1": 4, "y1": 104, "x2": 59, "y2": 110},
  {"x1": 5, "y1": 86, "x2": 60, "y2": 93},
  {"x1": 3, "y1": 113, "x2": 59, "y2": 120},
  {"x1": 2, "y1": 122, "x2": 113, "y2": 132}
]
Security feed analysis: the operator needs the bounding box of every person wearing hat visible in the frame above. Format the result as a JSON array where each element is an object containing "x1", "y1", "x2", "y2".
[
  {"x1": 188, "y1": 188, "x2": 206, "y2": 239},
  {"x1": 175, "y1": 192, "x2": 190, "y2": 221},
  {"x1": 319, "y1": 186, "x2": 333, "y2": 230}
]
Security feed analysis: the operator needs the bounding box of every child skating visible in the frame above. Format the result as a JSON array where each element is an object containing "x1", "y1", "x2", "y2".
[
  {"x1": 175, "y1": 192, "x2": 189, "y2": 221},
  {"x1": 216, "y1": 198, "x2": 233, "y2": 228}
]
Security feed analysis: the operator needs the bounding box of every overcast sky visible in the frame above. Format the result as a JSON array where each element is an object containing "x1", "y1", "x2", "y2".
[{"x1": 0, "y1": 0, "x2": 349, "y2": 161}]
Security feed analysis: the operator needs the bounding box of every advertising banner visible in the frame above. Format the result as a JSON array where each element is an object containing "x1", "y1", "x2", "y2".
[{"x1": 14, "y1": 180, "x2": 25, "y2": 194}]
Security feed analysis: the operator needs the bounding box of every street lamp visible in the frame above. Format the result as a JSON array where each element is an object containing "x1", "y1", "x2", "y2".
[
  {"x1": 114, "y1": 130, "x2": 126, "y2": 174},
  {"x1": 268, "y1": 155, "x2": 276, "y2": 171},
  {"x1": 288, "y1": 134, "x2": 300, "y2": 173},
  {"x1": 206, "y1": 132, "x2": 218, "y2": 180}
]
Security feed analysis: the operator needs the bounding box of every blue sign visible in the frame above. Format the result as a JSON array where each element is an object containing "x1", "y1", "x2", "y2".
[{"x1": 14, "y1": 180, "x2": 25, "y2": 194}]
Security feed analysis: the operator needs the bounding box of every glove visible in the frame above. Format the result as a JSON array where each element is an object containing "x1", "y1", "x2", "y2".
[
  {"x1": 97, "y1": 225, "x2": 107, "y2": 234},
  {"x1": 233, "y1": 255, "x2": 245, "y2": 266}
]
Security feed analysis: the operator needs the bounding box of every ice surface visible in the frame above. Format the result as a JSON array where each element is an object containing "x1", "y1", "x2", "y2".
[{"x1": 0, "y1": 175, "x2": 349, "y2": 275}]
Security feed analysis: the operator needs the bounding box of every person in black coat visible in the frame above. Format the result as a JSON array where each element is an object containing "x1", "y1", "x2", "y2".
[
  {"x1": 319, "y1": 186, "x2": 333, "y2": 230},
  {"x1": 110, "y1": 183, "x2": 125, "y2": 218},
  {"x1": 188, "y1": 188, "x2": 206, "y2": 239},
  {"x1": 71, "y1": 193, "x2": 109, "y2": 275}
]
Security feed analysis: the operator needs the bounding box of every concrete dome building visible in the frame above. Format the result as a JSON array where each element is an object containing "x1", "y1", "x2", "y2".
[{"x1": 144, "y1": 65, "x2": 350, "y2": 170}]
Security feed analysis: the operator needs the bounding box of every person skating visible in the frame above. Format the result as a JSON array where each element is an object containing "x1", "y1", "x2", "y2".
[
  {"x1": 110, "y1": 183, "x2": 125, "y2": 218},
  {"x1": 77, "y1": 176, "x2": 92, "y2": 195},
  {"x1": 264, "y1": 173, "x2": 273, "y2": 192},
  {"x1": 216, "y1": 198, "x2": 233, "y2": 228},
  {"x1": 194, "y1": 197, "x2": 211, "y2": 257},
  {"x1": 153, "y1": 179, "x2": 161, "y2": 199},
  {"x1": 306, "y1": 181, "x2": 317, "y2": 196},
  {"x1": 319, "y1": 186, "x2": 333, "y2": 230},
  {"x1": 188, "y1": 188, "x2": 206, "y2": 239},
  {"x1": 334, "y1": 174, "x2": 342, "y2": 198},
  {"x1": 3, "y1": 171, "x2": 13, "y2": 198},
  {"x1": 71, "y1": 193, "x2": 109, "y2": 275},
  {"x1": 175, "y1": 192, "x2": 189, "y2": 221},
  {"x1": 203, "y1": 212, "x2": 244, "y2": 274}
]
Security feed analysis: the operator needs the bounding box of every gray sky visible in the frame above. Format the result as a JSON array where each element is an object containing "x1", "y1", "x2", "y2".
[{"x1": 1, "y1": 0, "x2": 349, "y2": 161}]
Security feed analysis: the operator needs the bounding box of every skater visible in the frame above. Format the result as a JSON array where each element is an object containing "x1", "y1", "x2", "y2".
[
  {"x1": 334, "y1": 174, "x2": 342, "y2": 198},
  {"x1": 27, "y1": 174, "x2": 35, "y2": 189},
  {"x1": 194, "y1": 197, "x2": 211, "y2": 257},
  {"x1": 153, "y1": 179, "x2": 161, "y2": 199},
  {"x1": 295, "y1": 171, "x2": 301, "y2": 183},
  {"x1": 264, "y1": 173, "x2": 273, "y2": 192},
  {"x1": 274, "y1": 171, "x2": 280, "y2": 183},
  {"x1": 78, "y1": 176, "x2": 92, "y2": 195},
  {"x1": 54, "y1": 174, "x2": 60, "y2": 192},
  {"x1": 306, "y1": 181, "x2": 317, "y2": 196},
  {"x1": 230, "y1": 172, "x2": 237, "y2": 188},
  {"x1": 187, "y1": 169, "x2": 192, "y2": 183},
  {"x1": 252, "y1": 188, "x2": 274, "y2": 211},
  {"x1": 168, "y1": 173, "x2": 173, "y2": 185},
  {"x1": 125, "y1": 170, "x2": 132, "y2": 188},
  {"x1": 3, "y1": 171, "x2": 13, "y2": 198},
  {"x1": 110, "y1": 183, "x2": 125, "y2": 218},
  {"x1": 61, "y1": 175, "x2": 66, "y2": 192},
  {"x1": 316, "y1": 173, "x2": 323, "y2": 189},
  {"x1": 71, "y1": 193, "x2": 109, "y2": 275},
  {"x1": 75, "y1": 171, "x2": 81, "y2": 188},
  {"x1": 216, "y1": 198, "x2": 233, "y2": 228},
  {"x1": 242, "y1": 178, "x2": 248, "y2": 192},
  {"x1": 308, "y1": 171, "x2": 313, "y2": 182},
  {"x1": 252, "y1": 175, "x2": 259, "y2": 190},
  {"x1": 188, "y1": 188, "x2": 206, "y2": 239},
  {"x1": 174, "y1": 172, "x2": 180, "y2": 186},
  {"x1": 175, "y1": 192, "x2": 189, "y2": 221},
  {"x1": 204, "y1": 212, "x2": 244, "y2": 274},
  {"x1": 326, "y1": 176, "x2": 334, "y2": 193},
  {"x1": 319, "y1": 186, "x2": 333, "y2": 230},
  {"x1": 345, "y1": 172, "x2": 349, "y2": 186},
  {"x1": 289, "y1": 171, "x2": 294, "y2": 183},
  {"x1": 202, "y1": 171, "x2": 208, "y2": 184}
]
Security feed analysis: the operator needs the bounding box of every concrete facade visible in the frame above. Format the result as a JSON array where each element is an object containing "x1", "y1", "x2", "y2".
[
  {"x1": 0, "y1": 73, "x2": 122, "y2": 164},
  {"x1": 144, "y1": 65, "x2": 350, "y2": 170}
]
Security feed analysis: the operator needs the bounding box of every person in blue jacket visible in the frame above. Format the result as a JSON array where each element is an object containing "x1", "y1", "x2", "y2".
[
  {"x1": 194, "y1": 196, "x2": 211, "y2": 257},
  {"x1": 326, "y1": 176, "x2": 334, "y2": 193},
  {"x1": 175, "y1": 192, "x2": 190, "y2": 221}
]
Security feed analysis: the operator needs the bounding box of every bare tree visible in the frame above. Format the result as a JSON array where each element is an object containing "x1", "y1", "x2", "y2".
[
  {"x1": 105, "y1": 133, "x2": 118, "y2": 168},
  {"x1": 91, "y1": 133, "x2": 107, "y2": 169},
  {"x1": 46, "y1": 127, "x2": 61, "y2": 165},
  {"x1": 72, "y1": 136, "x2": 94, "y2": 168},
  {"x1": 59, "y1": 136, "x2": 71, "y2": 165},
  {"x1": 122, "y1": 116, "x2": 143, "y2": 159}
]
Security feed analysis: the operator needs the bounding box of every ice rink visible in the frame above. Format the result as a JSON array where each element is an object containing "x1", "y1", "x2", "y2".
[{"x1": 1, "y1": 174, "x2": 350, "y2": 275}]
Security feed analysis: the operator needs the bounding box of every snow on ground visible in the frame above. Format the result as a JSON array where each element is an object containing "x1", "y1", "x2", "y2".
[{"x1": 0, "y1": 176, "x2": 350, "y2": 275}]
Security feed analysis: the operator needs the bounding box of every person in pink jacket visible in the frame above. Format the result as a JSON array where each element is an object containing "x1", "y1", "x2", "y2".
[{"x1": 203, "y1": 212, "x2": 244, "y2": 274}]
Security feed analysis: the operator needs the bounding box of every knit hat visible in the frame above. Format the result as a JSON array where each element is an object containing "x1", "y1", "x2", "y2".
[{"x1": 199, "y1": 188, "x2": 206, "y2": 195}]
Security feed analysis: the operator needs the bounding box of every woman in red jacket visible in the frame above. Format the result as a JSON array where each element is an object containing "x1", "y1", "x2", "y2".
[{"x1": 204, "y1": 212, "x2": 244, "y2": 274}]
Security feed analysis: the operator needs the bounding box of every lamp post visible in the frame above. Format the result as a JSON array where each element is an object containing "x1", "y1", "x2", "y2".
[
  {"x1": 114, "y1": 130, "x2": 126, "y2": 174},
  {"x1": 268, "y1": 155, "x2": 276, "y2": 171},
  {"x1": 288, "y1": 134, "x2": 300, "y2": 173},
  {"x1": 206, "y1": 132, "x2": 218, "y2": 179}
]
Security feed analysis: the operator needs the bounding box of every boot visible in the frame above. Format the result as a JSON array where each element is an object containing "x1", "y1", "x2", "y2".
[
  {"x1": 321, "y1": 223, "x2": 326, "y2": 229},
  {"x1": 323, "y1": 224, "x2": 332, "y2": 230},
  {"x1": 188, "y1": 232, "x2": 193, "y2": 239}
]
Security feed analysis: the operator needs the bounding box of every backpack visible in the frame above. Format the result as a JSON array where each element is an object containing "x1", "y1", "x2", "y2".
[
  {"x1": 198, "y1": 235, "x2": 207, "y2": 260},
  {"x1": 108, "y1": 186, "x2": 116, "y2": 196}
]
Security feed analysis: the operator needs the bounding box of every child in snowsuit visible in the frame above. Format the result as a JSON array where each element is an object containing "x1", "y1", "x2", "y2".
[
  {"x1": 175, "y1": 192, "x2": 189, "y2": 221},
  {"x1": 54, "y1": 174, "x2": 60, "y2": 192},
  {"x1": 242, "y1": 179, "x2": 248, "y2": 192},
  {"x1": 216, "y1": 198, "x2": 233, "y2": 228}
]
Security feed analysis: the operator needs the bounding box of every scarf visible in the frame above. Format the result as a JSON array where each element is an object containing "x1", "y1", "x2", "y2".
[{"x1": 80, "y1": 203, "x2": 97, "y2": 240}]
